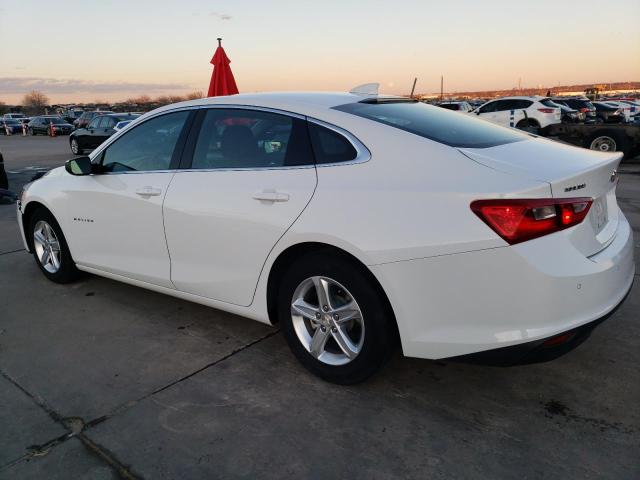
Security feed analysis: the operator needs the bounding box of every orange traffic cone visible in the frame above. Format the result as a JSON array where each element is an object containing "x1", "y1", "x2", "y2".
[{"x1": 49, "y1": 121, "x2": 56, "y2": 137}]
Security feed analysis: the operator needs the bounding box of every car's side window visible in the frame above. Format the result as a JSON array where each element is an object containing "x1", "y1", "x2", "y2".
[
  {"x1": 191, "y1": 109, "x2": 314, "y2": 169},
  {"x1": 493, "y1": 100, "x2": 512, "y2": 112},
  {"x1": 308, "y1": 123, "x2": 357, "y2": 164},
  {"x1": 100, "y1": 110, "x2": 189, "y2": 173},
  {"x1": 516, "y1": 100, "x2": 533, "y2": 109},
  {"x1": 88, "y1": 118, "x2": 101, "y2": 129},
  {"x1": 478, "y1": 102, "x2": 496, "y2": 114}
]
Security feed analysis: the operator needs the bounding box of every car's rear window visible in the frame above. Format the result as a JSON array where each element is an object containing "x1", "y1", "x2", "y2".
[{"x1": 333, "y1": 101, "x2": 527, "y2": 148}]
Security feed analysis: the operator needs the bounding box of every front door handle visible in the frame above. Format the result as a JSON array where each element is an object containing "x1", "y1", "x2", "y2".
[
  {"x1": 252, "y1": 190, "x2": 290, "y2": 203},
  {"x1": 135, "y1": 186, "x2": 162, "y2": 197}
]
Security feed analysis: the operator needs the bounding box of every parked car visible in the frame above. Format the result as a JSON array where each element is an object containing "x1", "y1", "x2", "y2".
[
  {"x1": 113, "y1": 120, "x2": 134, "y2": 131},
  {"x1": 3, "y1": 112, "x2": 26, "y2": 120},
  {"x1": 601, "y1": 101, "x2": 635, "y2": 123},
  {"x1": 1, "y1": 119, "x2": 23, "y2": 135},
  {"x1": 61, "y1": 109, "x2": 85, "y2": 125},
  {"x1": 17, "y1": 92, "x2": 634, "y2": 383},
  {"x1": 73, "y1": 110, "x2": 114, "y2": 130},
  {"x1": 550, "y1": 102, "x2": 582, "y2": 123},
  {"x1": 28, "y1": 116, "x2": 74, "y2": 135},
  {"x1": 471, "y1": 96, "x2": 561, "y2": 129},
  {"x1": 551, "y1": 97, "x2": 597, "y2": 123},
  {"x1": 0, "y1": 151, "x2": 7, "y2": 189},
  {"x1": 593, "y1": 102, "x2": 625, "y2": 123},
  {"x1": 437, "y1": 101, "x2": 473, "y2": 113},
  {"x1": 69, "y1": 114, "x2": 139, "y2": 154}
]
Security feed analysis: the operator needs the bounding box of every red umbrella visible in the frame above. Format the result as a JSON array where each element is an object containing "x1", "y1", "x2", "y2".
[{"x1": 207, "y1": 38, "x2": 239, "y2": 97}]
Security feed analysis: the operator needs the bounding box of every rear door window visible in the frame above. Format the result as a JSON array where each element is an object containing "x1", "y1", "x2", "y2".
[{"x1": 190, "y1": 109, "x2": 314, "y2": 169}]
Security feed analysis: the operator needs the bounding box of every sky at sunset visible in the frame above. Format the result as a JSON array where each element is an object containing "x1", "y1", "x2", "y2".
[{"x1": 1, "y1": 0, "x2": 639, "y2": 104}]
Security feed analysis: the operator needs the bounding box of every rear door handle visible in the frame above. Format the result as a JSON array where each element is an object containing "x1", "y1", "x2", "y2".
[
  {"x1": 252, "y1": 190, "x2": 290, "y2": 203},
  {"x1": 135, "y1": 186, "x2": 162, "y2": 197}
]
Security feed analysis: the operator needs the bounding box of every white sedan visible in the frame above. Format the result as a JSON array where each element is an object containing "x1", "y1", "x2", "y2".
[{"x1": 17, "y1": 92, "x2": 635, "y2": 383}]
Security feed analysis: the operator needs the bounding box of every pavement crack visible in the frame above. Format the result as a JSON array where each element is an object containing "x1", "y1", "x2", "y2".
[
  {"x1": 83, "y1": 329, "x2": 281, "y2": 429},
  {"x1": 76, "y1": 433, "x2": 143, "y2": 480},
  {"x1": 0, "y1": 369, "x2": 140, "y2": 479},
  {"x1": 0, "y1": 249, "x2": 24, "y2": 256}
]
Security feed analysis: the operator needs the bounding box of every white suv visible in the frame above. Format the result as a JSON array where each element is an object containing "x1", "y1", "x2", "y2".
[{"x1": 471, "y1": 96, "x2": 561, "y2": 129}]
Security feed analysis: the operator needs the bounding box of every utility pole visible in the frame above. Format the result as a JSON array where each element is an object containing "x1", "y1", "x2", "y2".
[
  {"x1": 440, "y1": 75, "x2": 443, "y2": 101},
  {"x1": 410, "y1": 77, "x2": 417, "y2": 98}
]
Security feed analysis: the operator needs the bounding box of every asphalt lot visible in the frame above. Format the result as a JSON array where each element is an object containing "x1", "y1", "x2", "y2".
[{"x1": 0, "y1": 135, "x2": 639, "y2": 479}]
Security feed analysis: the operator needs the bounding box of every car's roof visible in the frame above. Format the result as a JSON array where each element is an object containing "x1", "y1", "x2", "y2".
[
  {"x1": 150, "y1": 92, "x2": 404, "y2": 119},
  {"x1": 488, "y1": 95, "x2": 547, "y2": 101}
]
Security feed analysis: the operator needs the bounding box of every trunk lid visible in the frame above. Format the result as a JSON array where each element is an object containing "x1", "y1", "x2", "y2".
[{"x1": 459, "y1": 137, "x2": 622, "y2": 256}]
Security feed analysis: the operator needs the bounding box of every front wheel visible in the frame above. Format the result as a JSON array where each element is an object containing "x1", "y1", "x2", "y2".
[
  {"x1": 29, "y1": 208, "x2": 80, "y2": 283},
  {"x1": 278, "y1": 253, "x2": 395, "y2": 384}
]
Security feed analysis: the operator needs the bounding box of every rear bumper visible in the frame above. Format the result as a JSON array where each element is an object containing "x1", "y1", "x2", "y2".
[
  {"x1": 371, "y1": 210, "x2": 635, "y2": 360},
  {"x1": 449, "y1": 277, "x2": 633, "y2": 365}
]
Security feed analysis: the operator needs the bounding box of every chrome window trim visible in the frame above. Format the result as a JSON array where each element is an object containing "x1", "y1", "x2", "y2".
[
  {"x1": 87, "y1": 104, "x2": 371, "y2": 175},
  {"x1": 197, "y1": 103, "x2": 306, "y2": 120}
]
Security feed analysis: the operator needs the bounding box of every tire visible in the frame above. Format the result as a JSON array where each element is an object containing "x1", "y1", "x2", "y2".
[
  {"x1": 277, "y1": 252, "x2": 395, "y2": 384},
  {"x1": 29, "y1": 128, "x2": 36, "y2": 136},
  {"x1": 28, "y1": 208, "x2": 80, "y2": 283},
  {"x1": 70, "y1": 138, "x2": 83, "y2": 155},
  {"x1": 516, "y1": 118, "x2": 539, "y2": 127},
  {"x1": 585, "y1": 129, "x2": 629, "y2": 158}
]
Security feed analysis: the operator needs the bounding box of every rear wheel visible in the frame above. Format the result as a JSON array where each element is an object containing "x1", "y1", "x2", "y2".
[
  {"x1": 70, "y1": 138, "x2": 83, "y2": 155},
  {"x1": 278, "y1": 252, "x2": 395, "y2": 384},
  {"x1": 585, "y1": 129, "x2": 629, "y2": 158},
  {"x1": 29, "y1": 208, "x2": 80, "y2": 283}
]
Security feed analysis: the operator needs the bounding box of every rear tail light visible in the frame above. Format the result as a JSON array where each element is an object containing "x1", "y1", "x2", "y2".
[
  {"x1": 470, "y1": 198, "x2": 593, "y2": 244},
  {"x1": 579, "y1": 107, "x2": 589, "y2": 113},
  {"x1": 538, "y1": 108, "x2": 556, "y2": 113}
]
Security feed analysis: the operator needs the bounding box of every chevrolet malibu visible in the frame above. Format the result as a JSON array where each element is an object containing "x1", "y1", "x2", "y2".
[{"x1": 17, "y1": 92, "x2": 635, "y2": 384}]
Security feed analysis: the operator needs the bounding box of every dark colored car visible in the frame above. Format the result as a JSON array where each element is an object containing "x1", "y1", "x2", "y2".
[
  {"x1": 62, "y1": 109, "x2": 85, "y2": 125},
  {"x1": 28, "y1": 116, "x2": 74, "y2": 136},
  {"x1": 549, "y1": 102, "x2": 581, "y2": 123},
  {"x1": 73, "y1": 110, "x2": 113, "y2": 130},
  {"x1": 552, "y1": 97, "x2": 597, "y2": 123},
  {"x1": 1, "y1": 119, "x2": 23, "y2": 135},
  {"x1": 0, "y1": 151, "x2": 7, "y2": 189},
  {"x1": 593, "y1": 102, "x2": 625, "y2": 123},
  {"x1": 69, "y1": 113, "x2": 139, "y2": 154}
]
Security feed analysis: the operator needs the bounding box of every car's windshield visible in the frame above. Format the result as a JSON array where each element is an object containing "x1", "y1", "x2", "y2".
[{"x1": 333, "y1": 100, "x2": 527, "y2": 148}]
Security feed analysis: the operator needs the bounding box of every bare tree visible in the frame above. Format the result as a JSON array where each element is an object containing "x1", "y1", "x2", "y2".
[
  {"x1": 127, "y1": 95, "x2": 152, "y2": 105},
  {"x1": 185, "y1": 91, "x2": 204, "y2": 100},
  {"x1": 22, "y1": 90, "x2": 50, "y2": 114}
]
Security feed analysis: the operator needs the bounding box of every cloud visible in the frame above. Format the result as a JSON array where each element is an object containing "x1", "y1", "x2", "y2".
[
  {"x1": 0, "y1": 77, "x2": 191, "y2": 95},
  {"x1": 208, "y1": 11, "x2": 232, "y2": 20}
]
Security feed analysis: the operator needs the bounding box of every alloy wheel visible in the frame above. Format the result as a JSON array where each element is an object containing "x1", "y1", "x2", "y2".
[
  {"x1": 590, "y1": 135, "x2": 616, "y2": 152},
  {"x1": 290, "y1": 276, "x2": 365, "y2": 366},
  {"x1": 33, "y1": 220, "x2": 62, "y2": 273}
]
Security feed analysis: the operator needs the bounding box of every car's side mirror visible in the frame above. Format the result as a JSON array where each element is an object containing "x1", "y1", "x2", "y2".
[{"x1": 65, "y1": 156, "x2": 93, "y2": 176}]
